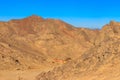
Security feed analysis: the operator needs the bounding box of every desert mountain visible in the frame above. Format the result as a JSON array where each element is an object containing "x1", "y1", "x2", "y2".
[
  {"x1": 1, "y1": 15, "x2": 120, "y2": 80},
  {"x1": 37, "y1": 21, "x2": 120, "y2": 80},
  {"x1": 0, "y1": 15, "x2": 97, "y2": 70}
]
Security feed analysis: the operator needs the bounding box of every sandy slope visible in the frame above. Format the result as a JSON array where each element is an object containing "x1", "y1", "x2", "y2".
[
  {"x1": 0, "y1": 69, "x2": 51, "y2": 80},
  {"x1": 0, "y1": 70, "x2": 38, "y2": 80}
]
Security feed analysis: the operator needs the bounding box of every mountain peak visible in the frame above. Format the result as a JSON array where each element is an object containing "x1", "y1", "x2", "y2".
[
  {"x1": 109, "y1": 20, "x2": 120, "y2": 26},
  {"x1": 25, "y1": 15, "x2": 44, "y2": 21},
  {"x1": 9, "y1": 15, "x2": 44, "y2": 23}
]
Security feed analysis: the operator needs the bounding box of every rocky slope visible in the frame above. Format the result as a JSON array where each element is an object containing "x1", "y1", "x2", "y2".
[
  {"x1": 36, "y1": 21, "x2": 120, "y2": 80},
  {"x1": 0, "y1": 15, "x2": 97, "y2": 70},
  {"x1": 1, "y1": 15, "x2": 120, "y2": 80}
]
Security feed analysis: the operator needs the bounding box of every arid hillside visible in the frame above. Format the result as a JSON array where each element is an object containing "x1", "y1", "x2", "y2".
[
  {"x1": 36, "y1": 21, "x2": 120, "y2": 80},
  {"x1": 1, "y1": 16, "x2": 120, "y2": 80},
  {"x1": 0, "y1": 15, "x2": 98, "y2": 70}
]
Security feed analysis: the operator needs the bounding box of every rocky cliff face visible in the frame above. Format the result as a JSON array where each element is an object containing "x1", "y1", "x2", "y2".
[
  {"x1": 36, "y1": 21, "x2": 120, "y2": 80},
  {"x1": 0, "y1": 15, "x2": 97, "y2": 70}
]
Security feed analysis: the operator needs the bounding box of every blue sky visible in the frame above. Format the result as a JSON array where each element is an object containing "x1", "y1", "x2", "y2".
[{"x1": 0, "y1": 0, "x2": 120, "y2": 28}]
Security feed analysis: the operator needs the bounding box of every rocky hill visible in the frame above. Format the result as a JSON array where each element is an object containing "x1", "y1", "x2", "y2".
[
  {"x1": 0, "y1": 15, "x2": 97, "y2": 70},
  {"x1": 36, "y1": 21, "x2": 120, "y2": 80},
  {"x1": 1, "y1": 15, "x2": 119, "y2": 80}
]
